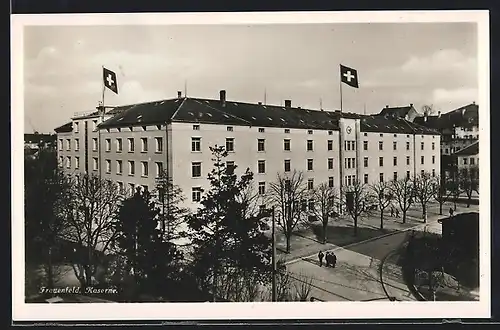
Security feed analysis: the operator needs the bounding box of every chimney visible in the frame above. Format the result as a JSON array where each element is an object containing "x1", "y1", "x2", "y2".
[
  {"x1": 258, "y1": 101, "x2": 262, "y2": 105},
  {"x1": 385, "y1": 105, "x2": 389, "y2": 108},
  {"x1": 438, "y1": 111, "x2": 441, "y2": 118},
  {"x1": 177, "y1": 91, "x2": 182, "y2": 99},
  {"x1": 284, "y1": 99, "x2": 292, "y2": 107},
  {"x1": 220, "y1": 90, "x2": 226, "y2": 107},
  {"x1": 410, "y1": 103, "x2": 413, "y2": 108}
]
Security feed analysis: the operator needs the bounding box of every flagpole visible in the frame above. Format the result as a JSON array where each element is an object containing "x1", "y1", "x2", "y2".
[
  {"x1": 339, "y1": 78, "x2": 343, "y2": 114},
  {"x1": 99, "y1": 65, "x2": 106, "y2": 180}
]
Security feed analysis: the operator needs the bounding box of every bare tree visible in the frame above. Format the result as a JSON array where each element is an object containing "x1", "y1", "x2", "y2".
[
  {"x1": 421, "y1": 104, "x2": 436, "y2": 116},
  {"x1": 369, "y1": 181, "x2": 394, "y2": 230},
  {"x1": 310, "y1": 182, "x2": 339, "y2": 243},
  {"x1": 268, "y1": 170, "x2": 308, "y2": 253},
  {"x1": 434, "y1": 175, "x2": 452, "y2": 215},
  {"x1": 390, "y1": 178, "x2": 414, "y2": 224},
  {"x1": 342, "y1": 180, "x2": 371, "y2": 236},
  {"x1": 448, "y1": 170, "x2": 462, "y2": 211},
  {"x1": 413, "y1": 172, "x2": 438, "y2": 223},
  {"x1": 459, "y1": 166, "x2": 479, "y2": 207},
  {"x1": 292, "y1": 272, "x2": 315, "y2": 301},
  {"x1": 152, "y1": 170, "x2": 190, "y2": 241},
  {"x1": 61, "y1": 173, "x2": 121, "y2": 290}
]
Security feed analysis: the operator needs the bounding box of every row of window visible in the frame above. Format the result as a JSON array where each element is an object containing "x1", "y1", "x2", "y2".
[
  {"x1": 362, "y1": 140, "x2": 436, "y2": 152},
  {"x1": 462, "y1": 157, "x2": 478, "y2": 165},
  {"x1": 194, "y1": 124, "x2": 335, "y2": 136},
  {"x1": 59, "y1": 137, "x2": 164, "y2": 153},
  {"x1": 192, "y1": 137, "x2": 335, "y2": 153},
  {"x1": 354, "y1": 169, "x2": 437, "y2": 186},
  {"x1": 364, "y1": 155, "x2": 436, "y2": 168},
  {"x1": 59, "y1": 156, "x2": 165, "y2": 177}
]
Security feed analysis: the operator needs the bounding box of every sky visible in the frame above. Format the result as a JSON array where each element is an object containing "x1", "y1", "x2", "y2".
[{"x1": 23, "y1": 23, "x2": 478, "y2": 133}]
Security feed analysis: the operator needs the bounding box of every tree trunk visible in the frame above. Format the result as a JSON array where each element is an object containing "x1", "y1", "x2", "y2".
[
  {"x1": 380, "y1": 210, "x2": 384, "y2": 230},
  {"x1": 353, "y1": 217, "x2": 358, "y2": 236},
  {"x1": 46, "y1": 246, "x2": 54, "y2": 292},
  {"x1": 422, "y1": 205, "x2": 427, "y2": 223},
  {"x1": 322, "y1": 220, "x2": 328, "y2": 244},
  {"x1": 286, "y1": 234, "x2": 291, "y2": 253},
  {"x1": 439, "y1": 202, "x2": 443, "y2": 215},
  {"x1": 402, "y1": 211, "x2": 406, "y2": 224}
]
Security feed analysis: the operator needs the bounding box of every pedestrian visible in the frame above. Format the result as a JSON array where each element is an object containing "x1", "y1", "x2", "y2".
[
  {"x1": 395, "y1": 209, "x2": 400, "y2": 218},
  {"x1": 449, "y1": 207, "x2": 454, "y2": 217},
  {"x1": 325, "y1": 252, "x2": 331, "y2": 267},
  {"x1": 331, "y1": 252, "x2": 337, "y2": 268},
  {"x1": 390, "y1": 207, "x2": 394, "y2": 217},
  {"x1": 318, "y1": 250, "x2": 324, "y2": 267}
]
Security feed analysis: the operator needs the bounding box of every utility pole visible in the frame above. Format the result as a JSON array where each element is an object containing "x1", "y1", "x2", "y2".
[{"x1": 271, "y1": 206, "x2": 277, "y2": 302}]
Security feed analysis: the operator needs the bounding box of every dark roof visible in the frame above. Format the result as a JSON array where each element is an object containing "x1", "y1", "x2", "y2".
[
  {"x1": 378, "y1": 105, "x2": 417, "y2": 118},
  {"x1": 454, "y1": 141, "x2": 479, "y2": 156},
  {"x1": 100, "y1": 97, "x2": 343, "y2": 130},
  {"x1": 24, "y1": 133, "x2": 56, "y2": 143},
  {"x1": 98, "y1": 96, "x2": 440, "y2": 135},
  {"x1": 54, "y1": 122, "x2": 73, "y2": 133},
  {"x1": 361, "y1": 115, "x2": 440, "y2": 135},
  {"x1": 437, "y1": 212, "x2": 479, "y2": 224},
  {"x1": 414, "y1": 103, "x2": 479, "y2": 130}
]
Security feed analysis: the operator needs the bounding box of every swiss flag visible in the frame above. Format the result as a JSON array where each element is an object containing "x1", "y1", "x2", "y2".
[
  {"x1": 103, "y1": 67, "x2": 118, "y2": 94},
  {"x1": 340, "y1": 64, "x2": 359, "y2": 88}
]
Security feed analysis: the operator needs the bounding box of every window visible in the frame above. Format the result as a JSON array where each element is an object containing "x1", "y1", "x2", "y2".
[
  {"x1": 93, "y1": 157, "x2": 98, "y2": 171},
  {"x1": 91, "y1": 138, "x2": 98, "y2": 151},
  {"x1": 329, "y1": 176, "x2": 334, "y2": 188},
  {"x1": 156, "y1": 162, "x2": 163, "y2": 177},
  {"x1": 421, "y1": 156, "x2": 424, "y2": 165},
  {"x1": 406, "y1": 156, "x2": 410, "y2": 165},
  {"x1": 226, "y1": 138, "x2": 234, "y2": 152},
  {"x1": 432, "y1": 142, "x2": 435, "y2": 150},
  {"x1": 65, "y1": 139, "x2": 70, "y2": 150},
  {"x1": 117, "y1": 160, "x2": 123, "y2": 174},
  {"x1": 364, "y1": 133, "x2": 367, "y2": 137},
  {"x1": 327, "y1": 140, "x2": 333, "y2": 151},
  {"x1": 470, "y1": 158, "x2": 475, "y2": 165},
  {"x1": 284, "y1": 129, "x2": 290, "y2": 134},
  {"x1": 141, "y1": 161, "x2": 148, "y2": 177},
  {"x1": 307, "y1": 159, "x2": 314, "y2": 171},
  {"x1": 192, "y1": 137, "x2": 201, "y2": 152},
  {"x1": 193, "y1": 124, "x2": 200, "y2": 130},
  {"x1": 328, "y1": 158, "x2": 334, "y2": 170},
  {"x1": 406, "y1": 171, "x2": 410, "y2": 179},
  {"x1": 258, "y1": 160, "x2": 266, "y2": 174},
  {"x1": 432, "y1": 169, "x2": 436, "y2": 177},
  {"x1": 308, "y1": 199, "x2": 315, "y2": 211},
  {"x1": 421, "y1": 142, "x2": 424, "y2": 151},
  {"x1": 421, "y1": 169, "x2": 425, "y2": 176},
  {"x1": 363, "y1": 141, "x2": 368, "y2": 151},
  {"x1": 379, "y1": 173, "x2": 384, "y2": 183},
  {"x1": 379, "y1": 157, "x2": 384, "y2": 167},
  {"x1": 117, "y1": 181, "x2": 124, "y2": 194},
  {"x1": 258, "y1": 182, "x2": 266, "y2": 195},
  {"x1": 128, "y1": 161, "x2": 135, "y2": 175},
  {"x1": 364, "y1": 174, "x2": 369, "y2": 184},
  {"x1": 307, "y1": 140, "x2": 313, "y2": 151},
  {"x1": 432, "y1": 156, "x2": 435, "y2": 164},
  {"x1": 105, "y1": 138, "x2": 111, "y2": 152},
  {"x1": 329, "y1": 130, "x2": 333, "y2": 135},
  {"x1": 445, "y1": 148, "x2": 449, "y2": 154},
  {"x1": 155, "y1": 137, "x2": 163, "y2": 153},
  {"x1": 92, "y1": 120, "x2": 97, "y2": 131},
  {"x1": 393, "y1": 172, "x2": 398, "y2": 181},
  {"x1": 192, "y1": 162, "x2": 202, "y2": 177},
  {"x1": 226, "y1": 161, "x2": 235, "y2": 174},
  {"x1": 463, "y1": 158, "x2": 468, "y2": 165},
  {"x1": 66, "y1": 156, "x2": 71, "y2": 168},
  {"x1": 141, "y1": 137, "x2": 148, "y2": 152},
  {"x1": 227, "y1": 126, "x2": 234, "y2": 132},
  {"x1": 58, "y1": 139, "x2": 62, "y2": 150},
  {"x1": 284, "y1": 159, "x2": 291, "y2": 172},
  {"x1": 380, "y1": 133, "x2": 383, "y2": 137},
  {"x1": 75, "y1": 156, "x2": 80, "y2": 169},
  {"x1": 128, "y1": 138, "x2": 135, "y2": 152},
  {"x1": 116, "y1": 138, "x2": 122, "y2": 152},
  {"x1": 284, "y1": 139, "x2": 291, "y2": 151},
  {"x1": 379, "y1": 141, "x2": 383, "y2": 151},
  {"x1": 258, "y1": 128, "x2": 265, "y2": 133},
  {"x1": 258, "y1": 139, "x2": 265, "y2": 152},
  {"x1": 128, "y1": 183, "x2": 135, "y2": 194},
  {"x1": 364, "y1": 157, "x2": 368, "y2": 167},
  {"x1": 308, "y1": 178, "x2": 314, "y2": 190},
  {"x1": 393, "y1": 157, "x2": 397, "y2": 166},
  {"x1": 192, "y1": 187, "x2": 202, "y2": 202},
  {"x1": 308, "y1": 130, "x2": 313, "y2": 135},
  {"x1": 74, "y1": 122, "x2": 79, "y2": 133},
  {"x1": 406, "y1": 142, "x2": 410, "y2": 150}
]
